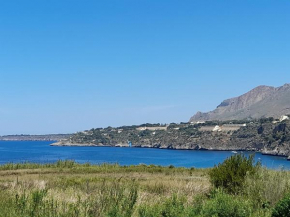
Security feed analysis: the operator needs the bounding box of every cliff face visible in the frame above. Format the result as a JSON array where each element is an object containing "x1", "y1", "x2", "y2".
[{"x1": 190, "y1": 84, "x2": 290, "y2": 122}]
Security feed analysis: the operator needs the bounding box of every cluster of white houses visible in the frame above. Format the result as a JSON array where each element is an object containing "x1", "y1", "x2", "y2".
[
  {"x1": 136, "y1": 126, "x2": 168, "y2": 131},
  {"x1": 81, "y1": 115, "x2": 290, "y2": 135},
  {"x1": 273, "y1": 115, "x2": 290, "y2": 123},
  {"x1": 135, "y1": 115, "x2": 290, "y2": 133},
  {"x1": 198, "y1": 115, "x2": 289, "y2": 132},
  {"x1": 199, "y1": 124, "x2": 247, "y2": 132}
]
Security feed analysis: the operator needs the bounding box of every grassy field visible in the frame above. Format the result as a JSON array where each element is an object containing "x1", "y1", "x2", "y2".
[{"x1": 0, "y1": 160, "x2": 290, "y2": 217}]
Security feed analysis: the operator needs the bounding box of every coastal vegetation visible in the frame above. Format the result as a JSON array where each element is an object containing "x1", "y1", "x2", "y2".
[
  {"x1": 1, "y1": 155, "x2": 290, "y2": 216},
  {"x1": 54, "y1": 118, "x2": 290, "y2": 159}
]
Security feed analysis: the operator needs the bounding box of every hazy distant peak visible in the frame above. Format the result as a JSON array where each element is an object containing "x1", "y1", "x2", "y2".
[
  {"x1": 279, "y1": 83, "x2": 290, "y2": 89},
  {"x1": 190, "y1": 83, "x2": 290, "y2": 122}
]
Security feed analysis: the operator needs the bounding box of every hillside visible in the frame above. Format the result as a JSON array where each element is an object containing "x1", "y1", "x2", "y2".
[
  {"x1": 52, "y1": 118, "x2": 290, "y2": 159},
  {"x1": 190, "y1": 83, "x2": 290, "y2": 122}
]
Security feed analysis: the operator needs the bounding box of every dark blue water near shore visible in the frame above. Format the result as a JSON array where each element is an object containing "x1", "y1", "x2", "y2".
[{"x1": 1, "y1": 141, "x2": 290, "y2": 169}]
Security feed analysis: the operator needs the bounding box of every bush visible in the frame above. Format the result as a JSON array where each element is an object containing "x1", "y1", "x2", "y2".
[
  {"x1": 243, "y1": 168, "x2": 290, "y2": 208},
  {"x1": 138, "y1": 194, "x2": 188, "y2": 217},
  {"x1": 200, "y1": 189, "x2": 252, "y2": 217},
  {"x1": 209, "y1": 154, "x2": 259, "y2": 194},
  {"x1": 272, "y1": 193, "x2": 290, "y2": 217}
]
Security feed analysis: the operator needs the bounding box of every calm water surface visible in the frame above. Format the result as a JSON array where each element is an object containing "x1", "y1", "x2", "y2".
[{"x1": 0, "y1": 141, "x2": 290, "y2": 169}]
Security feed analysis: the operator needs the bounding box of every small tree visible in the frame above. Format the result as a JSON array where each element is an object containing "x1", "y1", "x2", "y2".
[{"x1": 209, "y1": 154, "x2": 260, "y2": 194}]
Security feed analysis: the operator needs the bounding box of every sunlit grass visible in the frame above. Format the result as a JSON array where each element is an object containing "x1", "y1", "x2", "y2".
[
  {"x1": 0, "y1": 160, "x2": 289, "y2": 216},
  {"x1": 0, "y1": 161, "x2": 209, "y2": 217}
]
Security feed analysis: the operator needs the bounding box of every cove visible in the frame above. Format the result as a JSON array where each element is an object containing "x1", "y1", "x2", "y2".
[{"x1": 0, "y1": 141, "x2": 290, "y2": 169}]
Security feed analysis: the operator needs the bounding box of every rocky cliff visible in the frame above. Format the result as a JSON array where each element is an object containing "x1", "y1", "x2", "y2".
[{"x1": 190, "y1": 83, "x2": 290, "y2": 122}]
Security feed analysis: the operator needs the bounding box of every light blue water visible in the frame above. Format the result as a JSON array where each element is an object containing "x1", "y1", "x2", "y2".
[{"x1": 0, "y1": 141, "x2": 289, "y2": 169}]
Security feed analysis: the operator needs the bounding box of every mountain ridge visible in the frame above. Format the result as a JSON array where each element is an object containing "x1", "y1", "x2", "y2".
[{"x1": 190, "y1": 83, "x2": 290, "y2": 122}]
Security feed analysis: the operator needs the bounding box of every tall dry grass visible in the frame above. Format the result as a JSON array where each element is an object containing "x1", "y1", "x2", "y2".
[
  {"x1": 0, "y1": 161, "x2": 210, "y2": 217},
  {"x1": 1, "y1": 161, "x2": 290, "y2": 216}
]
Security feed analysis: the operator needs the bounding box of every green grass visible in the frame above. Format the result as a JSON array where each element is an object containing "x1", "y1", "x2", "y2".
[{"x1": 0, "y1": 160, "x2": 289, "y2": 216}]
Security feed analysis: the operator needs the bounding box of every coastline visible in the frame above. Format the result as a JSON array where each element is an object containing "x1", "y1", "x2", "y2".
[{"x1": 50, "y1": 141, "x2": 290, "y2": 161}]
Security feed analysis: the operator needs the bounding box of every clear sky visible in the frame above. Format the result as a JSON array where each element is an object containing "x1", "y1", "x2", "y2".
[{"x1": 0, "y1": 0, "x2": 290, "y2": 135}]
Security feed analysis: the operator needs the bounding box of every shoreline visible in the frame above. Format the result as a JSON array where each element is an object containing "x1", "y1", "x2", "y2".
[{"x1": 50, "y1": 142, "x2": 290, "y2": 161}]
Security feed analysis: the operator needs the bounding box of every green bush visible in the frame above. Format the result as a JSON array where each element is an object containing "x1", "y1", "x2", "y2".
[
  {"x1": 209, "y1": 154, "x2": 259, "y2": 194},
  {"x1": 201, "y1": 189, "x2": 252, "y2": 217},
  {"x1": 138, "y1": 194, "x2": 188, "y2": 217},
  {"x1": 138, "y1": 204, "x2": 161, "y2": 217},
  {"x1": 243, "y1": 167, "x2": 290, "y2": 208},
  {"x1": 272, "y1": 193, "x2": 290, "y2": 217}
]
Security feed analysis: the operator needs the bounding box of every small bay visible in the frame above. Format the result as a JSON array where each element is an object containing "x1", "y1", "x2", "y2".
[{"x1": 0, "y1": 141, "x2": 290, "y2": 169}]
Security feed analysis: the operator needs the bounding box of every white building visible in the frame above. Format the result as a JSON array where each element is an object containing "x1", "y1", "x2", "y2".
[
  {"x1": 212, "y1": 125, "x2": 222, "y2": 132},
  {"x1": 280, "y1": 115, "x2": 289, "y2": 122}
]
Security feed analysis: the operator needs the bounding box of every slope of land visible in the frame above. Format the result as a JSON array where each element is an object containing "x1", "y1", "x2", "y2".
[
  {"x1": 52, "y1": 119, "x2": 290, "y2": 159},
  {"x1": 190, "y1": 83, "x2": 290, "y2": 122}
]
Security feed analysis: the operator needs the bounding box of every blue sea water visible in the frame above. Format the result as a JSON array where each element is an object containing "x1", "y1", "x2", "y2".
[{"x1": 0, "y1": 141, "x2": 290, "y2": 169}]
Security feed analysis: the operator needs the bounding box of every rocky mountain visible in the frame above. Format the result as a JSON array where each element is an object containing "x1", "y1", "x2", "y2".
[{"x1": 190, "y1": 83, "x2": 290, "y2": 122}]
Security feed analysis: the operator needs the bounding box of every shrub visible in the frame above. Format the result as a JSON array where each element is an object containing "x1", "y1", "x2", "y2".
[
  {"x1": 138, "y1": 194, "x2": 187, "y2": 217},
  {"x1": 209, "y1": 154, "x2": 259, "y2": 194},
  {"x1": 272, "y1": 193, "x2": 290, "y2": 217},
  {"x1": 90, "y1": 179, "x2": 138, "y2": 217},
  {"x1": 243, "y1": 168, "x2": 290, "y2": 208},
  {"x1": 160, "y1": 194, "x2": 186, "y2": 217},
  {"x1": 138, "y1": 205, "x2": 161, "y2": 217},
  {"x1": 201, "y1": 189, "x2": 252, "y2": 217}
]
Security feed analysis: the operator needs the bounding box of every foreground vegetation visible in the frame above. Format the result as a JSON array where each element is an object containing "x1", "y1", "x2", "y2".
[{"x1": 1, "y1": 157, "x2": 290, "y2": 216}]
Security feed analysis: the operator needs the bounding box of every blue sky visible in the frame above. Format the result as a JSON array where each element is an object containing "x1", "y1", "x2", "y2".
[{"x1": 0, "y1": 0, "x2": 290, "y2": 135}]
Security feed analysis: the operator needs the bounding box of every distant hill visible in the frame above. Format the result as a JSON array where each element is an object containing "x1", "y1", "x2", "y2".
[
  {"x1": 190, "y1": 83, "x2": 290, "y2": 122},
  {"x1": 0, "y1": 134, "x2": 71, "y2": 141}
]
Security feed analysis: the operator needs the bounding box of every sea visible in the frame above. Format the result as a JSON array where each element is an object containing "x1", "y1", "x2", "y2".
[{"x1": 0, "y1": 141, "x2": 290, "y2": 169}]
